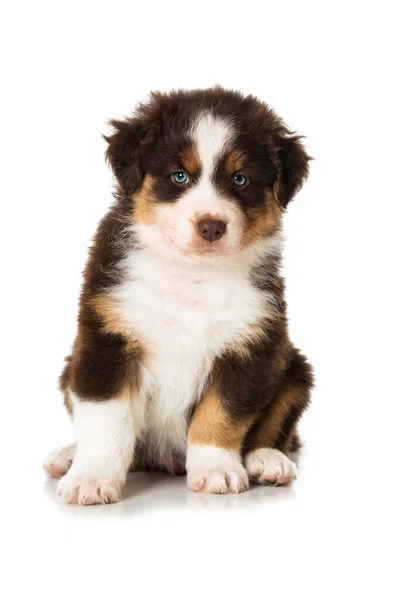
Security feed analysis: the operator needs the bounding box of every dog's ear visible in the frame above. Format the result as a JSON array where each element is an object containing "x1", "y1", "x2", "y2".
[
  {"x1": 273, "y1": 134, "x2": 311, "y2": 208},
  {"x1": 104, "y1": 118, "x2": 154, "y2": 195}
]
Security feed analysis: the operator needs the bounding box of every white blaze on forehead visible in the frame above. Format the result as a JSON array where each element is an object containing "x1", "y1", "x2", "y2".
[
  {"x1": 145, "y1": 112, "x2": 242, "y2": 256},
  {"x1": 192, "y1": 112, "x2": 233, "y2": 181}
]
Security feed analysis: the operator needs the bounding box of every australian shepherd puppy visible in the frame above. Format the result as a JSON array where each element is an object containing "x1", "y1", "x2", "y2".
[{"x1": 44, "y1": 87, "x2": 313, "y2": 505}]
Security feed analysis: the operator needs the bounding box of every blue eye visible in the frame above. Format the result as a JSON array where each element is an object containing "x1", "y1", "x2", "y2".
[
  {"x1": 233, "y1": 173, "x2": 247, "y2": 186},
  {"x1": 172, "y1": 171, "x2": 189, "y2": 185}
]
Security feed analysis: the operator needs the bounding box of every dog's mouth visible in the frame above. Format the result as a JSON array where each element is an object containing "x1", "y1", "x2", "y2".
[
  {"x1": 183, "y1": 240, "x2": 242, "y2": 259},
  {"x1": 193, "y1": 242, "x2": 224, "y2": 254}
]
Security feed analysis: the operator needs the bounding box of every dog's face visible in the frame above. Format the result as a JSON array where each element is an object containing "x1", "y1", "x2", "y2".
[{"x1": 105, "y1": 88, "x2": 310, "y2": 259}]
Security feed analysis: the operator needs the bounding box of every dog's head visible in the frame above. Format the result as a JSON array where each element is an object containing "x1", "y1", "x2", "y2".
[{"x1": 105, "y1": 87, "x2": 310, "y2": 259}]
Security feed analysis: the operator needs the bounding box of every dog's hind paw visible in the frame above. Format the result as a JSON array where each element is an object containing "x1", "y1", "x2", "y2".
[
  {"x1": 245, "y1": 448, "x2": 297, "y2": 485},
  {"x1": 44, "y1": 443, "x2": 76, "y2": 479}
]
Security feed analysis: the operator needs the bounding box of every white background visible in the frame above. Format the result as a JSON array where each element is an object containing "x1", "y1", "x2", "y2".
[{"x1": 1, "y1": 1, "x2": 399, "y2": 598}]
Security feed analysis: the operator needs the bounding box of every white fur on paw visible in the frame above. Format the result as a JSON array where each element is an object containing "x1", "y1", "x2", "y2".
[
  {"x1": 44, "y1": 443, "x2": 76, "y2": 479},
  {"x1": 57, "y1": 473, "x2": 122, "y2": 505},
  {"x1": 187, "y1": 466, "x2": 249, "y2": 494},
  {"x1": 186, "y1": 446, "x2": 249, "y2": 494},
  {"x1": 244, "y1": 448, "x2": 297, "y2": 485}
]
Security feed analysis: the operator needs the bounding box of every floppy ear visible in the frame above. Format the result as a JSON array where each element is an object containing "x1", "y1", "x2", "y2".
[
  {"x1": 273, "y1": 134, "x2": 311, "y2": 208},
  {"x1": 104, "y1": 118, "x2": 152, "y2": 195}
]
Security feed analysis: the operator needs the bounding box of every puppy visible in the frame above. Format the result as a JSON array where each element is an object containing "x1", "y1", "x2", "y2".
[{"x1": 44, "y1": 87, "x2": 313, "y2": 505}]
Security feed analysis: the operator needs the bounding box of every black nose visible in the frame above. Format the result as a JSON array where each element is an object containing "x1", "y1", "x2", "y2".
[{"x1": 197, "y1": 219, "x2": 227, "y2": 242}]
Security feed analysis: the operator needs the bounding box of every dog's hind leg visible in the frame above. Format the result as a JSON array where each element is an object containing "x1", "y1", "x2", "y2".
[
  {"x1": 44, "y1": 443, "x2": 76, "y2": 479},
  {"x1": 244, "y1": 348, "x2": 313, "y2": 486}
]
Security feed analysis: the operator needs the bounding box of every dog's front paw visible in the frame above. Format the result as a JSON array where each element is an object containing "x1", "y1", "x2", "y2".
[
  {"x1": 57, "y1": 473, "x2": 122, "y2": 505},
  {"x1": 186, "y1": 446, "x2": 249, "y2": 494},
  {"x1": 245, "y1": 448, "x2": 297, "y2": 485}
]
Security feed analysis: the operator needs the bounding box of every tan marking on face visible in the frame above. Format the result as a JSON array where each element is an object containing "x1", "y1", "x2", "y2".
[
  {"x1": 189, "y1": 388, "x2": 254, "y2": 450},
  {"x1": 242, "y1": 190, "x2": 282, "y2": 247},
  {"x1": 181, "y1": 148, "x2": 200, "y2": 175},
  {"x1": 225, "y1": 150, "x2": 246, "y2": 174},
  {"x1": 132, "y1": 175, "x2": 156, "y2": 225}
]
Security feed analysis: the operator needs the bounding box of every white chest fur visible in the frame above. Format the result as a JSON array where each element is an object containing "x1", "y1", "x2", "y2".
[{"x1": 111, "y1": 246, "x2": 271, "y2": 465}]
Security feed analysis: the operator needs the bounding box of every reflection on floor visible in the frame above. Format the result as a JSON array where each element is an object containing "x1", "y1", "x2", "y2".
[{"x1": 43, "y1": 471, "x2": 297, "y2": 518}]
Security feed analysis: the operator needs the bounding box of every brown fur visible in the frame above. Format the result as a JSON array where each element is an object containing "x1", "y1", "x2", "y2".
[
  {"x1": 132, "y1": 175, "x2": 156, "y2": 225},
  {"x1": 245, "y1": 386, "x2": 300, "y2": 449},
  {"x1": 226, "y1": 150, "x2": 245, "y2": 174},
  {"x1": 225, "y1": 307, "x2": 278, "y2": 360},
  {"x1": 181, "y1": 148, "x2": 200, "y2": 175},
  {"x1": 89, "y1": 295, "x2": 132, "y2": 338},
  {"x1": 189, "y1": 388, "x2": 254, "y2": 450},
  {"x1": 244, "y1": 348, "x2": 313, "y2": 455},
  {"x1": 241, "y1": 190, "x2": 281, "y2": 246}
]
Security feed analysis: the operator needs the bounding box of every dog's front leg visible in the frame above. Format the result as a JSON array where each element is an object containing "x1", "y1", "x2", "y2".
[
  {"x1": 186, "y1": 387, "x2": 254, "y2": 494},
  {"x1": 56, "y1": 332, "x2": 145, "y2": 505},
  {"x1": 57, "y1": 392, "x2": 144, "y2": 505}
]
